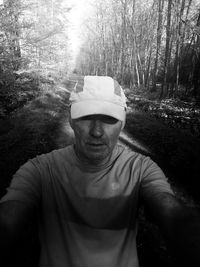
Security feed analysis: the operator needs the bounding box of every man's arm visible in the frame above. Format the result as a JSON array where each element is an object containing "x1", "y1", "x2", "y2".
[
  {"x1": 143, "y1": 192, "x2": 200, "y2": 267},
  {"x1": 0, "y1": 200, "x2": 36, "y2": 249}
]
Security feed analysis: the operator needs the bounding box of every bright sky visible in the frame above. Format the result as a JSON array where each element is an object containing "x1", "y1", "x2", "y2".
[{"x1": 68, "y1": 0, "x2": 93, "y2": 61}]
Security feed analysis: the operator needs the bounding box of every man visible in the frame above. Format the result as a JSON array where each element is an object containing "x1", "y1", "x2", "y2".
[{"x1": 0, "y1": 76, "x2": 200, "y2": 267}]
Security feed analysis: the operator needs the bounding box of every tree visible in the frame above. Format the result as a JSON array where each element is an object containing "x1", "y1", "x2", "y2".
[
  {"x1": 152, "y1": 0, "x2": 164, "y2": 91},
  {"x1": 0, "y1": 0, "x2": 22, "y2": 71},
  {"x1": 192, "y1": 10, "x2": 200, "y2": 98},
  {"x1": 0, "y1": 0, "x2": 74, "y2": 102},
  {"x1": 160, "y1": 0, "x2": 172, "y2": 98}
]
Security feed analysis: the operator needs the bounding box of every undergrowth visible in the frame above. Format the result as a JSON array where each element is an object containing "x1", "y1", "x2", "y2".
[{"x1": 125, "y1": 110, "x2": 200, "y2": 202}]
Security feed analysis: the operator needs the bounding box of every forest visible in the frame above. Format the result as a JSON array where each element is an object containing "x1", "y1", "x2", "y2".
[
  {"x1": 0, "y1": 0, "x2": 200, "y2": 104},
  {"x1": 0, "y1": 0, "x2": 200, "y2": 266},
  {"x1": 76, "y1": 0, "x2": 200, "y2": 100}
]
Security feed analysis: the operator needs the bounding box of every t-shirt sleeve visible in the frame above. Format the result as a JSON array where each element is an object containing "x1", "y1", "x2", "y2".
[
  {"x1": 140, "y1": 156, "x2": 174, "y2": 198},
  {"x1": 0, "y1": 159, "x2": 41, "y2": 207}
]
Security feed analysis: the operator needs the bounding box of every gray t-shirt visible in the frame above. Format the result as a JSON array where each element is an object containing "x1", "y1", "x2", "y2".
[{"x1": 1, "y1": 144, "x2": 173, "y2": 267}]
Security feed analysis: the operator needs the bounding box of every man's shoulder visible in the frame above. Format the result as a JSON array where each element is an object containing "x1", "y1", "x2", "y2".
[
  {"x1": 116, "y1": 143, "x2": 146, "y2": 161},
  {"x1": 30, "y1": 145, "x2": 74, "y2": 165},
  {"x1": 113, "y1": 144, "x2": 152, "y2": 171},
  {"x1": 49, "y1": 145, "x2": 74, "y2": 157}
]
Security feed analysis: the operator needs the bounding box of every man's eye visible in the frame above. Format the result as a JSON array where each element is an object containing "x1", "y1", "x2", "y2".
[{"x1": 102, "y1": 117, "x2": 118, "y2": 124}]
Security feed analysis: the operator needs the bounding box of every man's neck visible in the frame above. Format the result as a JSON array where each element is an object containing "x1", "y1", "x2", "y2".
[{"x1": 73, "y1": 145, "x2": 116, "y2": 169}]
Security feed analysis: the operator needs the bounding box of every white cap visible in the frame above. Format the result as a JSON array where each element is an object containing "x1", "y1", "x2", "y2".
[{"x1": 69, "y1": 76, "x2": 127, "y2": 124}]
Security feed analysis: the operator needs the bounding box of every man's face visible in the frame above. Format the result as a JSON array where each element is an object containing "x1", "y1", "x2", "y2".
[{"x1": 70, "y1": 114, "x2": 122, "y2": 165}]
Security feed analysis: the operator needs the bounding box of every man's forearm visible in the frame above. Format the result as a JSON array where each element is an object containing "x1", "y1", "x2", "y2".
[
  {"x1": 164, "y1": 206, "x2": 200, "y2": 267},
  {"x1": 0, "y1": 201, "x2": 36, "y2": 249},
  {"x1": 144, "y1": 192, "x2": 200, "y2": 267},
  {"x1": 0, "y1": 202, "x2": 18, "y2": 249}
]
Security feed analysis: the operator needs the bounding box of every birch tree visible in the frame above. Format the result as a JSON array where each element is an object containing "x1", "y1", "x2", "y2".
[
  {"x1": 152, "y1": 0, "x2": 164, "y2": 91},
  {"x1": 160, "y1": 0, "x2": 172, "y2": 98}
]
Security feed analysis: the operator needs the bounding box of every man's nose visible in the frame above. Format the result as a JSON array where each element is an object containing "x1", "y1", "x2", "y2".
[{"x1": 89, "y1": 120, "x2": 104, "y2": 137}]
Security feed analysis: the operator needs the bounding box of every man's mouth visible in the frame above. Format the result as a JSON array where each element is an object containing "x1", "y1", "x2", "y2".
[
  {"x1": 87, "y1": 142, "x2": 105, "y2": 149},
  {"x1": 88, "y1": 143, "x2": 104, "y2": 146}
]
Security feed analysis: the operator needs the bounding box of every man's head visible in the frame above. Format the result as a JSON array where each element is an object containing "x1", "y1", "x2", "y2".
[{"x1": 69, "y1": 76, "x2": 127, "y2": 165}]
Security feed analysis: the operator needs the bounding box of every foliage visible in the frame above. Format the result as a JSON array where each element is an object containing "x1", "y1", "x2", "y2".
[
  {"x1": 126, "y1": 91, "x2": 200, "y2": 138},
  {"x1": 0, "y1": 70, "x2": 52, "y2": 117},
  {"x1": 0, "y1": 0, "x2": 72, "y2": 79},
  {"x1": 0, "y1": 0, "x2": 74, "y2": 125}
]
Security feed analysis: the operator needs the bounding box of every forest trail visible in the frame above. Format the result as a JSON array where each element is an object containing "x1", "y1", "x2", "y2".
[
  {"x1": 0, "y1": 74, "x2": 200, "y2": 267},
  {"x1": 1, "y1": 73, "x2": 200, "y2": 202}
]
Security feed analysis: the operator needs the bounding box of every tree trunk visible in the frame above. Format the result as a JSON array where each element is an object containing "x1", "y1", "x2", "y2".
[
  {"x1": 120, "y1": 0, "x2": 128, "y2": 82},
  {"x1": 152, "y1": 0, "x2": 164, "y2": 92},
  {"x1": 181, "y1": 0, "x2": 192, "y2": 45},
  {"x1": 160, "y1": 0, "x2": 172, "y2": 98},
  {"x1": 192, "y1": 11, "x2": 200, "y2": 98},
  {"x1": 145, "y1": 47, "x2": 152, "y2": 89},
  {"x1": 174, "y1": 0, "x2": 185, "y2": 96}
]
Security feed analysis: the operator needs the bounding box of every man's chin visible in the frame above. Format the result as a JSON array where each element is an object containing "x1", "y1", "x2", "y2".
[
  {"x1": 75, "y1": 145, "x2": 112, "y2": 165},
  {"x1": 85, "y1": 150, "x2": 110, "y2": 164}
]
